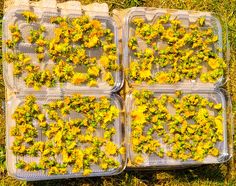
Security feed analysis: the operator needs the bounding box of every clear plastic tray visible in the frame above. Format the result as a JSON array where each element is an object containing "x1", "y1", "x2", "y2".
[
  {"x1": 6, "y1": 93, "x2": 125, "y2": 180},
  {"x1": 123, "y1": 8, "x2": 225, "y2": 89},
  {"x1": 125, "y1": 88, "x2": 230, "y2": 168},
  {"x1": 3, "y1": 6, "x2": 123, "y2": 93}
]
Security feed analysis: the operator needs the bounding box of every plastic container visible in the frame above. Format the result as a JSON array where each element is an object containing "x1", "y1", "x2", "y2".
[
  {"x1": 2, "y1": 5, "x2": 123, "y2": 93},
  {"x1": 6, "y1": 93, "x2": 125, "y2": 180},
  {"x1": 125, "y1": 88, "x2": 231, "y2": 168},
  {"x1": 123, "y1": 7, "x2": 231, "y2": 169},
  {"x1": 3, "y1": 3, "x2": 125, "y2": 180},
  {"x1": 123, "y1": 7, "x2": 226, "y2": 89}
]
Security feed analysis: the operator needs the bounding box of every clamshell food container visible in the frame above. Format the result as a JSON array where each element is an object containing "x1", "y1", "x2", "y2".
[
  {"x1": 125, "y1": 88, "x2": 231, "y2": 168},
  {"x1": 123, "y1": 7, "x2": 226, "y2": 89},
  {"x1": 6, "y1": 93, "x2": 125, "y2": 180},
  {"x1": 3, "y1": 5, "x2": 123, "y2": 93}
]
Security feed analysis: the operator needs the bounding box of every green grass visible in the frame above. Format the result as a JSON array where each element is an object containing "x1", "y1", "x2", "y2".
[{"x1": 0, "y1": 0, "x2": 236, "y2": 185}]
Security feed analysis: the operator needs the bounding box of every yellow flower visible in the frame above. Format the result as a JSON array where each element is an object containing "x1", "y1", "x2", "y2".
[
  {"x1": 132, "y1": 127, "x2": 143, "y2": 137},
  {"x1": 105, "y1": 141, "x2": 117, "y2": 155},
  {"x1": 100, "y1": 55, "x2": 109, "y2": 68},
  {"x1": 74, "y1": 149, "x2": 83, "y2": 166},
  {"x1": 72, "y1": 166, "x2": 81, "y2": 173},
  {"x1": 129, "y1": 61, "x2": 140, "y2": 78},
  {"x1": 87, "y1": 126, "x2": 95, "y2": 133},
  {"x1": 133, "y1": 155, "x2": 144, "y2": 165},
  {"x1": 175, "y1": 115, "x2": 184, "y2": 123},
  {"x1": 21, "y1": 11, "x2": 38, "y2": 23},
  {"x1": 218, "y1": 135, "x2": 223, "y2": 141},
  {"x1": 208, "y1": 58, "x2": 220, "y2": 69},
  {"x1": 181, "y1": 154, "x2": 189, "y2": 161},
  {"x1": 37, "y1": 53, "x2": 44, "y2": 61},
  {"x1": 196, "y1": 146, "x2": 205, "y2": 155},
  {"x1": 36, "y1": 39, "x2": 46, "y2": 46},
  {"x1": 84, "y1": 135, "x2": 93, "y2": 142},
  {"x1": 110, "y1": 105, "x2": 119, "y2": 117},
  {"x1": 119, "y1": 147, "x2": 126, "y2": 155},
  {"x1": 72, "y1": 56, "x2": 79, "y2": 64},
  {"x1": 85, "y1": 36, "x2": 99, "y2": 48},
  {"x1": 37, "y1": 114, "x2": 45, "y2": 122},
  {"x1": 104, "y1": 72, "x2": 114, "y2": 86},
  {"x1": 132, "y1": 138, "x2": 140, "y2": 146},
  {"x1": 215, "y1": 116, "x2": 223, "y2": 133},
  {"x1": 203, "y1": 142, "x2": 212, "y2": 150},
  {"x1": 156, "y1": 73, "x2": 169, "y2": 84},
  {"x1": 187, "y1": 127, "x2": 194, "y2": 134},
  {"x1": 209, "y1": 148, "x2": 219, "y2": 156},
  {"x1": 87, "y1": 80, "x2": 98, "y2": 87},
  {"x1": 71, "y1": 73, "x2": 88, "y2": 85},
  {"x1": 62, "y1": 149, "x2": 70, "y2": 163},
  {"x1": 149, "y1": 140, "x2": 160, "y2": 152},
  {"x1": 54, "y1": 131, "x2": 62, "y2": 144},
  {"x1": 140, "y1": 70, "x2": 152, "y2": 80},
  {"x1": 144, "y1": 48, "x2": 154, "y2": 57},
  {"x1": 212, "y1": 35, "x2": 218, "y2": 42},
  {"x1": 104, "y1": 112, "x2": 113, "y2": 123},
  {"x1": 59, "y1": 168, "x2": 67, "y2": 174},
  {"x1": 131, "y1": 110, "x2": 146, "y2": 125},
  {"x1": 100, "y1": 162, "x2": 108, "y2": 170},
  {"x1": 214, "y1": 104, "x2": 222, "y2": 110},
  {"x1": 181, "y1": 121, "x2": 187, "y2": 133},
  {"x1": 83, "y1": 168, "x2": 92, "y2": 176},
  {"x1": 151, "y1": 115, "x2": 158, "y2": 122},
  {"x1": 88, "y1": 66, "x2": 100, "y2": 77},
  {"x1": 166, "y1": 151, "x2": 172, "y2": 157},
  {"x1": 91, "y1": 20, "x2": 102, "y2": 29}
]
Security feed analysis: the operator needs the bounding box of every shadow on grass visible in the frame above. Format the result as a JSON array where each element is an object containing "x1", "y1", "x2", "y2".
[{"x1": 30, "y1": 164, "x2": 227, "y2": 186}]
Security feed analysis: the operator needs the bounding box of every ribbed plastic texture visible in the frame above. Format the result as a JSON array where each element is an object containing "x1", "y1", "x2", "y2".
[
  {"x1": 6, "y1": 93, "x2": 125, "y2": 180},
  {"x1": 123, "y1": 7, "x2": 231, "y2": 169},
  {"x1": 3, "y1": 6, "x2": 122, "y2": 94},
  {"x1": 125, "y1": 89, "x2": 230, "y2": 168}
]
